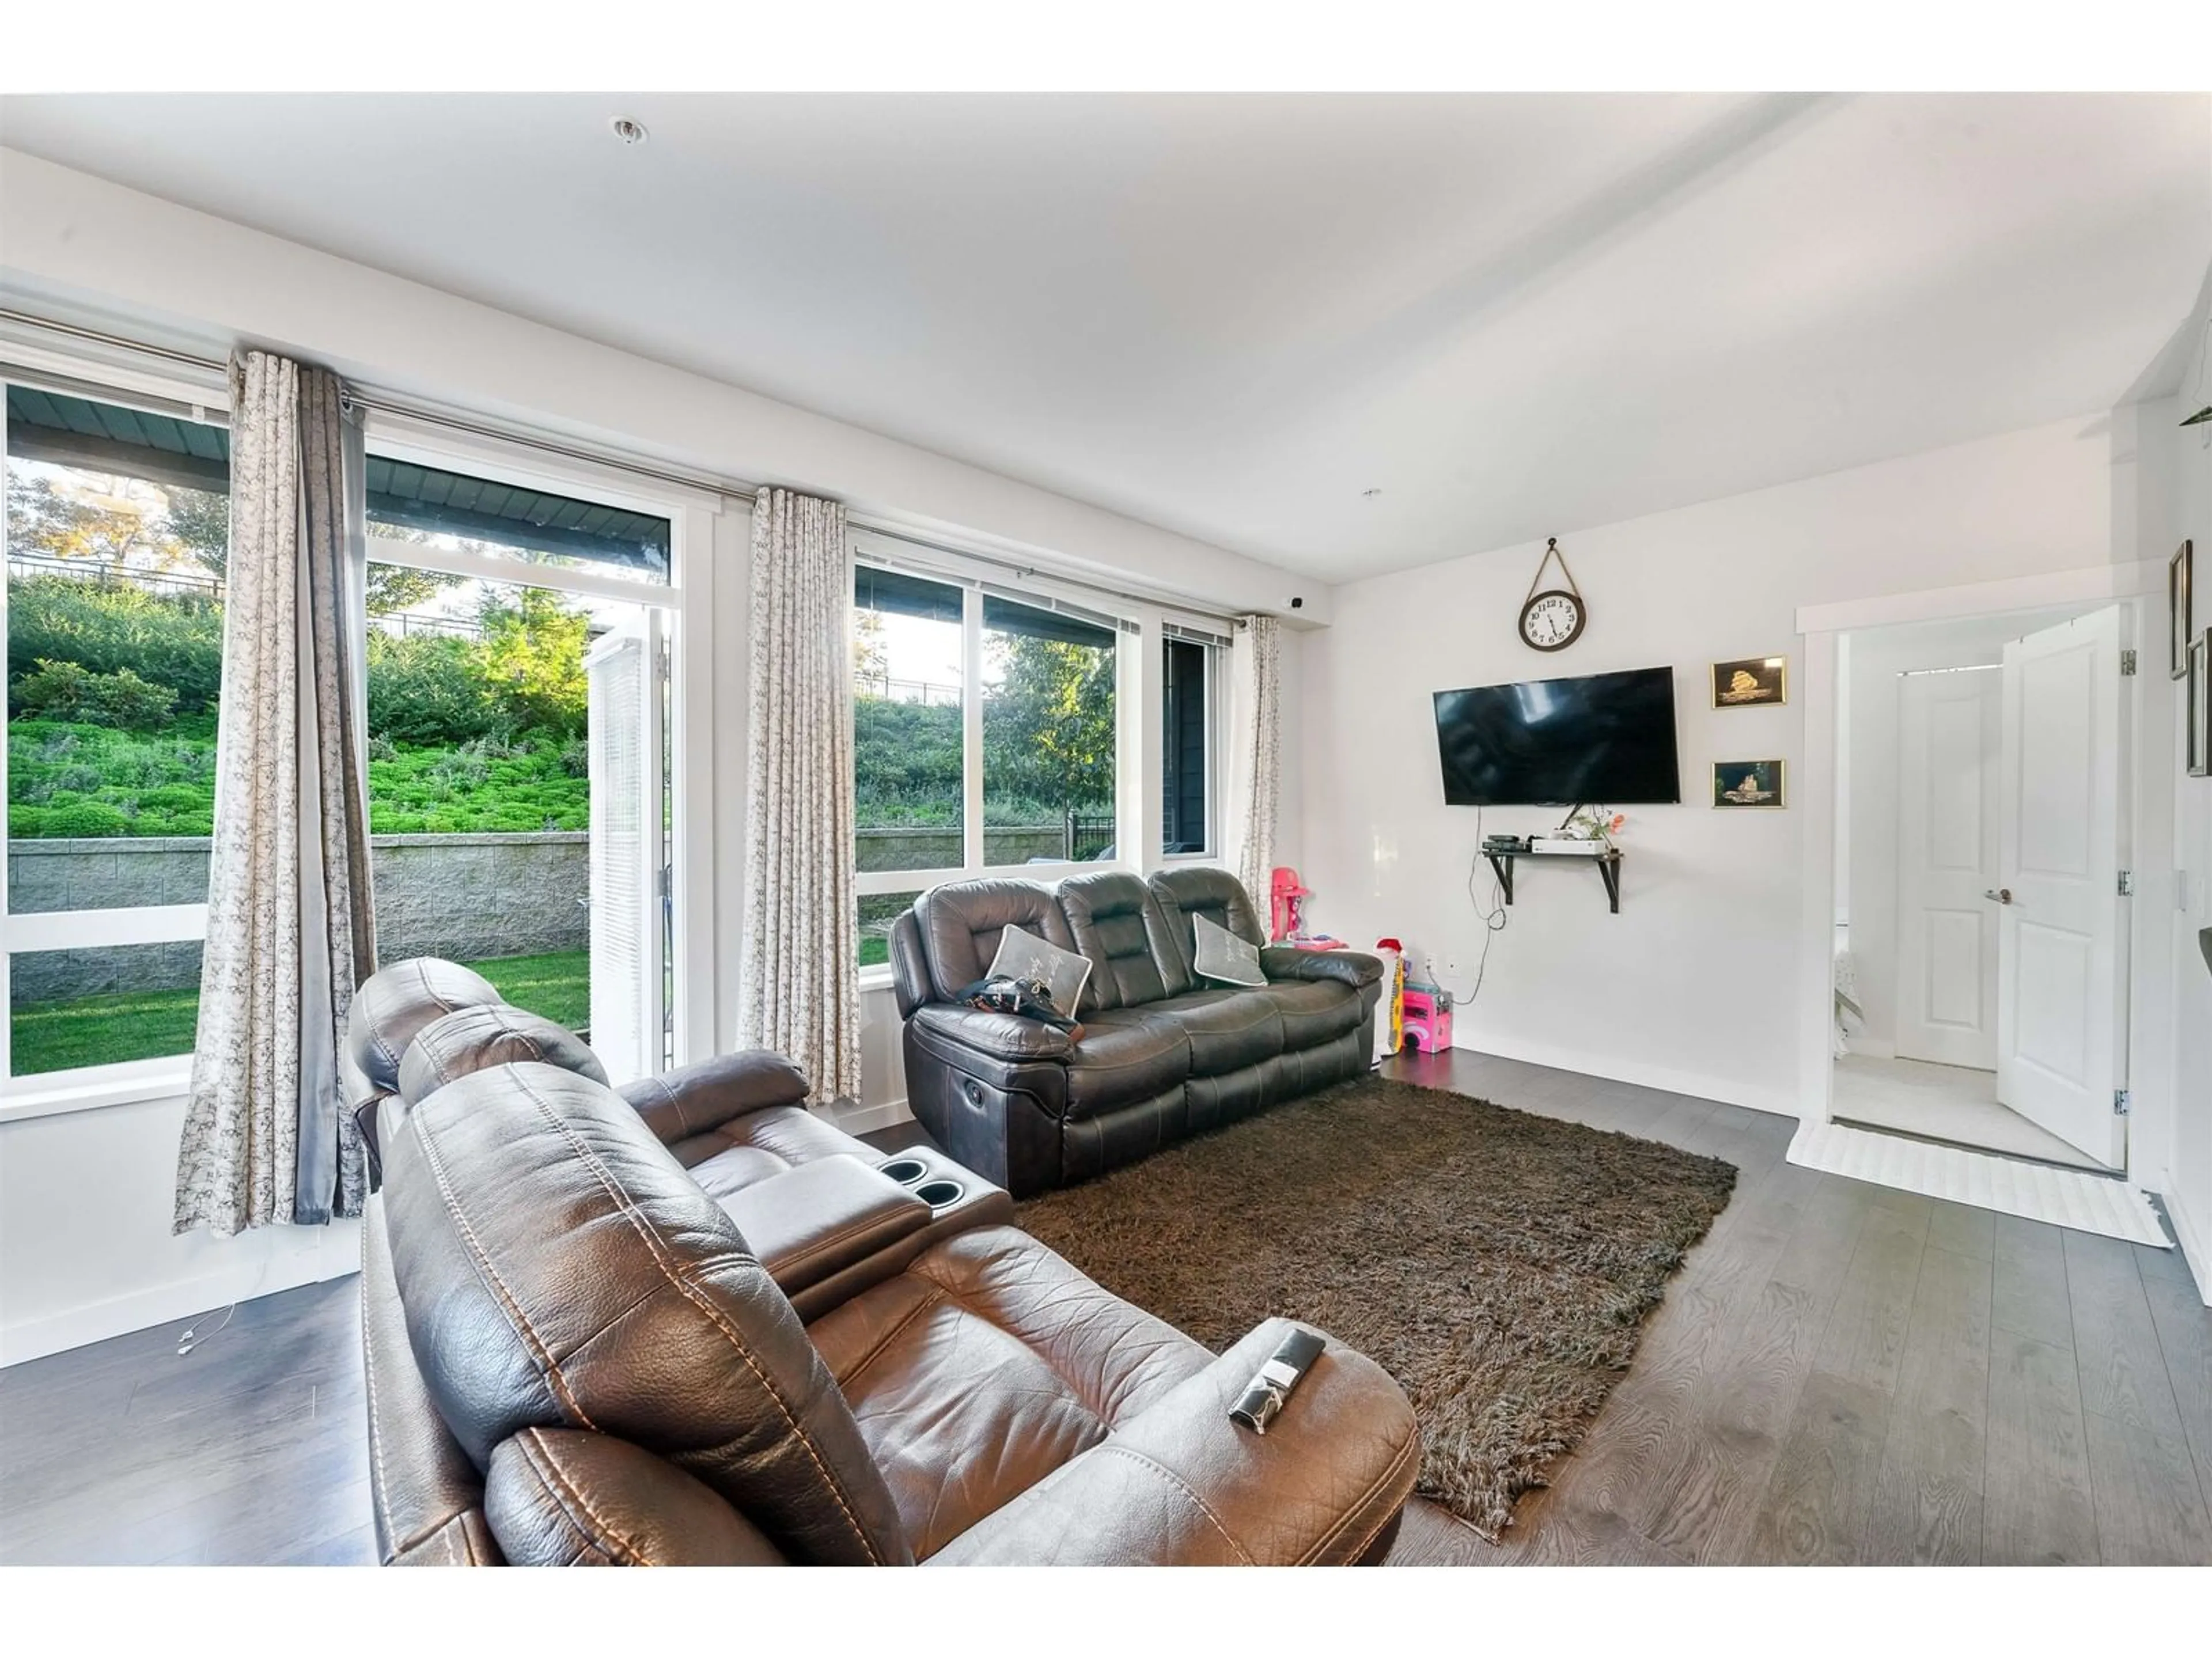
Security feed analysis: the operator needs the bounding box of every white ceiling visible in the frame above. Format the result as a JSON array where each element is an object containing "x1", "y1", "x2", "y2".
[{"x1": 2, "y1": 92, "x2": 2206, "y2": 583}]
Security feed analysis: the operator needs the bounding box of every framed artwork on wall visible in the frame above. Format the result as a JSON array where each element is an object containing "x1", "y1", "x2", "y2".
[
  {"x1": 1711, "y1": 655, "x2": 1787, "y2": 707},
  {"x1": 2191, "y1": 630, "x2": 2209, "y2": 779},
  {"x1": 1713, "y1": 760, "x2": 1786, "y2": 808},
  {"x1": 2172, "y1": 539, "x2": 2194, "y2": 681}
]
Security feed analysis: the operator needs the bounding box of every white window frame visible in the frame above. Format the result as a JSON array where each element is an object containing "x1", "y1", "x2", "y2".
[
  {"x1": 360, "y1": 417, "x2": 722, "y2": 1073},
  {"x1": 849, "y1": 528, "x2": 1236, "y2": 987},
  {"x1": 0, "y1": 357, "x2": 230, "y2": 1113}
]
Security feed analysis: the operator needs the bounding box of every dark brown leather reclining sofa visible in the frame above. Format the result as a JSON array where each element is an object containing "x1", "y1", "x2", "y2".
[
  {"x1": 347, "y1": 958, "x2": 1419, "y2": 1566},
  {"x1": 889, "y1": 867, "x2": 1383, "y2": 1198}
]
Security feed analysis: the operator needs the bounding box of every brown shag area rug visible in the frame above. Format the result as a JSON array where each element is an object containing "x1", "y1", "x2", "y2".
[{"x1": 1017, "y1": 1075, "x2": 1737, "y2": 1539}]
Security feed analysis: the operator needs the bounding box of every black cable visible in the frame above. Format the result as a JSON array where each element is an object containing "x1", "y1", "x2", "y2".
[{"x1": 1432, "y1": 806, "x2": 1508, "y2": 1010}]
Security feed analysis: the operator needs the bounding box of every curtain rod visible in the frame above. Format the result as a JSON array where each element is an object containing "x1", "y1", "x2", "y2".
[
  {"x1": 851, "y1": 524, "x2": 1243, "y2": 632},
  {"x1": 5, "y1": 306, "x2": 1253, "y2": 628},
  {"x1": 0, "y1": 306, "x2": 749, "y2": 502}
]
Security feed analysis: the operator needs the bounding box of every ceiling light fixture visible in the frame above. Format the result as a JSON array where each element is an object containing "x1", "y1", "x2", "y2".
[{"x1": 609, "y1": 117, "x2": 650, "y2": 147}]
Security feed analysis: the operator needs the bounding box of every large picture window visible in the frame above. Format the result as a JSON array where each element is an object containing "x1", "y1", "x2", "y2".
[
  {"x1": 4, "y1": 382, "x2": 232, "y2": 1077},
  {"x1": 364, "y1": 454, "x2": 676, "y2": 1085},
  {"x1": 1, "y1": 380, "x2": 688, "y2": 1090},
  {"x1": 853, "y1": 543, "x2": 1156, "y2": 966}
]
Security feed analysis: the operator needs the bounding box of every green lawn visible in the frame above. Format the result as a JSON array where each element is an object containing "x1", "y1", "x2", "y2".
[{"x1": 8, "y1": 948, "x2": 590, "y2": 1078}]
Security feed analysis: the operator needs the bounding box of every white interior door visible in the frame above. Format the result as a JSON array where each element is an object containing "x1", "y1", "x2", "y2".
[
  {"x1": 1895, "y1": 668, "x2": 2002, "y2": 1068},
  {"x1": 1995, "y1": 606, "x2": 2127, "y2": 1168}
]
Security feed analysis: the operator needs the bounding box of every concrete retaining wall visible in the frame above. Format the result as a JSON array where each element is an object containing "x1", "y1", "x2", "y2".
[
  {"x1": 7, "y1": 833, "x2": 589, "y2": 1002},
  {"x1": 8, "y1": 821, "x2": 1092, "y2": 1002}
]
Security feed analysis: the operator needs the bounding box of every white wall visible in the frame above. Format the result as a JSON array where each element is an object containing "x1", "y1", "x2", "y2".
[
  {"x1": 0, "y1": 1094, "x2": 359, "y2": 1365},
  {"x1": 1300, "y1": 414, "x2": 2118, "y2": 1118}
]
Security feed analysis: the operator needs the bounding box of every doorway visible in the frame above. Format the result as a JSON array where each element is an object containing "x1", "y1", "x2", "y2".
[{"x1": 1831, "y1": 601, "x2": 2133, "y2": 1173}]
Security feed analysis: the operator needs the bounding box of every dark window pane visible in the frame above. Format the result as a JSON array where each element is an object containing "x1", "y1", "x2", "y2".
[
  {"x1": 9, "y1": 941, "x2": 202, "y2": 1075},
  {"x1": 1162, "y1": 638, "x2": 1210, "y2": 853}
]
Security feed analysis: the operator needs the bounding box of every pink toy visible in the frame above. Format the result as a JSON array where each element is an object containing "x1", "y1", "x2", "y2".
[
  {"x1": 1269, "y1": 866, "x2": 1310, "y2": 942},
  {"x1": 1399, "y1": 982, "x2": 1455, "y2": 1054}
]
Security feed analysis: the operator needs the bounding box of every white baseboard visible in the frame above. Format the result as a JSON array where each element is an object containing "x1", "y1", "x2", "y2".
[
  {"x1": 2164, "y1": 1186, "x2": 2212, "y2": 1308},
  {"x1": 0, "y1": 1221, "x2": 362, "y2": 1369},
  {"x1": 1459, "y1": 1032, "x2": 1801, "y2": 1121},
  {"x1": 828, "y1": 1096, "x2": 918, "y2": 1138},
  {"x1": 1844, "y1": 1037, "x2": 1897, "y2": 1060}
]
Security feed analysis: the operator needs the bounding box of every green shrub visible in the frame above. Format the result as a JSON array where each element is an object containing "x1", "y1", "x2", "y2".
[
  {"x1": 13, "y1": 658, "x2": 179, "y2": 730},
  {"x1": 26, "y1": 797, "x2": 130, "y2": 836},
  {"x1": 364, "y1": 631, "x2": 507, "y2": 746},
  {"x1": 6, "y1": 575, "x2": 225, "y2": 715}
]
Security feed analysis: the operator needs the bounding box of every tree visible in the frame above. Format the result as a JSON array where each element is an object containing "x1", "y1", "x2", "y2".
[
  {"x1": 6, "y1": 472, "x2": 162, "y2": 566},
  {"x1": 367, "y1": 563, "x2": 465, "y2": 616},
  {"x1": 163, "y1": 487, "x2": 230, "y2": 575},
  {"x1": 981, "y1": 634, "x2": 1116, "y2": 814},
  {"x1": 472, "y1": 585, "x2": 590, "y2": 738},
  {"x1": 853, "y1": 606, "x2": 888, "y2": 688}
]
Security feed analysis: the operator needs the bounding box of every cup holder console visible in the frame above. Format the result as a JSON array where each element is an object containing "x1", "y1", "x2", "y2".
[
  {"x1": 914, "y1": 1179, "x2": 966, "y2": 1210},
  {"x1": 878, "y1": 1157, "x2": 930, "y2": 1185}
]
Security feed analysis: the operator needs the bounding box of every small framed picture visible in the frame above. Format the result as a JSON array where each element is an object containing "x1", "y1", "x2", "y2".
[
  {"x1": 2191, "y1": 631, "x2": 2209, "y2": 779},
  {"x1": 2172, "y1": 539, "x2": 2194, "y2": 681},
  {"x1": 1711, "y1": 655, "x2": 1787, "y2": 708},
  {"x1": 1713, "y1": 759, "x2": 1786, "y2": 809}
]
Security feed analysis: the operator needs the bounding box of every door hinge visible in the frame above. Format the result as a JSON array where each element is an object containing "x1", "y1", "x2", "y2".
[
  {"x1": 2120, "y1": 648, "x2": 2138, "y2": 676},
  {"x1": 2114, "y1": 1089, "x2": 2131, "y2": 1116},
  {"x1": 2118, "y1": 869, "x2": 2135, "y2": 896}
]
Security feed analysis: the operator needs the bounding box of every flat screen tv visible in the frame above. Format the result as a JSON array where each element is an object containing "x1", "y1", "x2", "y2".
[{"x1": 1432, "y1": 666, "x2": 1680, "y2": 806}]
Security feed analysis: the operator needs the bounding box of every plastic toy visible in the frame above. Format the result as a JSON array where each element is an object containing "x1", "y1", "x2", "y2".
[
  {"x1": 1372, "y1": 937, "x2": 1407, "y2": 1059},
  {"x1": 1269, "y1": 866, "x2": 1309, "y2": 942},
  {"x1": 1400, "y1": 982, "x2": 1455, "y2": 1054}
]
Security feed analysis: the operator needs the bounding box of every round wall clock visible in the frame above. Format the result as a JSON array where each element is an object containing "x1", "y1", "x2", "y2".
[{"x1": 1518, "y1": 538, "x2": 1586, "y2": 652}]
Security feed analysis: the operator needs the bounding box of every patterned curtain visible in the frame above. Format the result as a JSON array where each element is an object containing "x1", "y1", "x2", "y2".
[
  {"x1": 175, "y1": 353, "x2": 376, "y2": 1237},
  {"x1": 736, "y1": 487, "x2": 861, "y2": 1102},
  {"x1": 1230, "y1": 613, "x2": 1283, "y2": 914}
]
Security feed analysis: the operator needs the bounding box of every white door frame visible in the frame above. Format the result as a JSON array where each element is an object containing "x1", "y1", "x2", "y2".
[{"x1": 1795, "y1": 560, "x2": 2174, "y2": 1188}]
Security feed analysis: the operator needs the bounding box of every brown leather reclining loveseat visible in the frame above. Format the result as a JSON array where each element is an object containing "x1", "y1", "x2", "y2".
[
  {"x1": 890, "y1": 867, "x2": 1383, "y2": 1198},
  {"x1": 348, "y1": 958, "x2": 1419, "y2": 1566}
]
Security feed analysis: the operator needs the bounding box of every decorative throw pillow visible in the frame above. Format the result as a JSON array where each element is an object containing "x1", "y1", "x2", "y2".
[
  {"x1": 988, "y1": 925, "x2": 1094, "y2": 1021},
  {"x1": 1192, "y1": 912, "x2": 1267, "y2": 988}
]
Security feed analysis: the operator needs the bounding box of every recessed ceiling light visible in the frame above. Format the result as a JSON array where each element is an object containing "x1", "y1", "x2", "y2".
[{"x1": 609, "y1": 117, "x2": 650, "y2": 147}]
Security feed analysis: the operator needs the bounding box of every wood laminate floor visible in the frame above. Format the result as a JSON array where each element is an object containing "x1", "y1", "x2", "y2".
[{"x1": 1, "y1": 1048, "x2": 2204, "y2": 1566}]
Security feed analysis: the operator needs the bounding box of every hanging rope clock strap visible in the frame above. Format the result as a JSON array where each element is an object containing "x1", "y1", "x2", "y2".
[{"x1": 1524, "y1": 537, "x2": 1583, "y2": 605}]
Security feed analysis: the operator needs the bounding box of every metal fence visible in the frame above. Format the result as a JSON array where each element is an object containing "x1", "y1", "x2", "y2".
[
  {"x1": 1065, "y1": 810, "x2": 1115, "y2": 861},
  {"x1": 8, "y1": 552, "x2": 482, "y2": 639},
  {"x1": 7, "y1": 551, "x2": 224, "y2": 601},
  {"x1": 853, "y1": 673, "x2": 961, "y2": 707}
]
